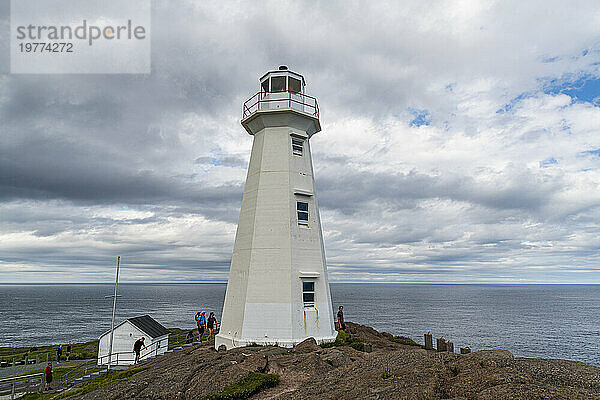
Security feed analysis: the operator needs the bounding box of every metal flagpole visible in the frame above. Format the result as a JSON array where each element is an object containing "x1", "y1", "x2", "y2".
[{"x1": 106, "y1": 256, "x2": 120, "y2": 370}]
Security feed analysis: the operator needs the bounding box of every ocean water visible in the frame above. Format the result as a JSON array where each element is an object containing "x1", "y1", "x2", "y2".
[{"x1": 0, "y1": 284, "x2": 598, "y2": 366}]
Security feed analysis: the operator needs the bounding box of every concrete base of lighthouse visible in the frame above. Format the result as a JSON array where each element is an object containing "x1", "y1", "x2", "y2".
[
  {"x1": 216, "y1": 298, "x2": 337, "y2": 350},
  {"x1": 215, "y1": 331, "x2": 337, "y2": 350}
]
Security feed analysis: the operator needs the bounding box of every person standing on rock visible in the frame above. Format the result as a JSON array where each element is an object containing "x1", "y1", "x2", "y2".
[
  {"x1": 337, "y1": 306, "x2": 346, "y2": 331},
  {"x1": 133, "y1": 337, "x2": 147, "y2": 364},
  {"x1": 207, "y1": 312, "x2": 218, "y2": 340},
  {"x1": 196, "y1": 311, "x2": 206, "y2": 341},
  {"x1": 44, "y1": 362, "x2": 53, "y2": 390}
]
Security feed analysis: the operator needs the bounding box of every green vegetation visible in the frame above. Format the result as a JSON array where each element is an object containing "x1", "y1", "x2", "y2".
[
  {"x1": 204, "y1": 372, "x2": 280, "y2": 400},
  {"x1": 20, "y1": 393, "x2": 46, "y2": 400},
  {"x1": 1, "y1": 326, "x2": 198, "y2": 365},
  {"x1": 15, "y1": 364, "x2": 103, "y2": 381},
  {"x1": 320, "y1": 330, "x2": 365, "y2": 351},
  {"x1": 53, "y1": 366, "x2": 150, "y2": 399},
  {"x1": 388, "y1": 335, "x2": 421, "y2": 347},
  {"x1": 245, "y1": 342, "x2": 266, "y2": 348},
  {"x1": 168, "y1": 327, "x2": 218, "y2": 345},
  {"x1": 0, "y1": 340, "x2": 99, "y2": 365},
  {"x1": 19, "y1": 366, "x2": 149, "y2": 400},
  {"x1": 168, "y1": 327, "x2": 196, "y2": 345}
]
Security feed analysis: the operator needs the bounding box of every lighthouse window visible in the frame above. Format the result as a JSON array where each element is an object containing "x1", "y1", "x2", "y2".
[
  {"x1": 302, "y1": 280, "x2": 315, "y2": 306},
  {"x1": 297, "y1": 201, "x2": 309, "y2": 226},
  {"x1": 303, "y1": 281, "x2": 314, "y2": 292},
  {"x1": 292, "y1": 138, "x2": 303, "y2": 156},
  {"x1": 289, "y1": 77, "x2": 301, "y2": 93},
  {"x1": 271, "y1": 76, "x2": 286, "y2": 92},
  {"x1": 261, "y1": 79, "x2": 269, "y2": 93}
]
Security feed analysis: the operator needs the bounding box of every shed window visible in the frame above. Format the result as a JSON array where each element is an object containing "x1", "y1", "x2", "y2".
[
  {"x1": 292, "y1": 138, "x2": 303, "y2": 156},
  {"x1": 297, "y1": 201, "x2": 309, "y2": 226},
  {"x1": 271, "y1": 76, "x2": 286, "y2": 92},
  {"x1": 289, "y1": 77, "x2": 301, "y2": 93},
  {"x1": 302, "y1": 280, "x2": 315, "y2": 306}
]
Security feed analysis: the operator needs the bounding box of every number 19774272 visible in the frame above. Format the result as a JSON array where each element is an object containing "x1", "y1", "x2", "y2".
[{"x1": 19, "y1": 42, "x2": 73, "y2": 52}]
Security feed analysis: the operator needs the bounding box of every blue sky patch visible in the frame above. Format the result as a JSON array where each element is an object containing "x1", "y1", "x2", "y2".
[
  {"x1": 542, "y1": 74, "x2": 600, "y2": 105},
  {"x1": 583, "y1": 148, "x2": 600, "y2": 157},
  {"x1": 497, "y1": 91, "x2": 534, "y2": 113},
  {"x1": 499, "y1": 72, "x2": 600, "y2": 114},
  {"x1": 540, "y1": 157, "x2": 558, "y2": 167},
  {"x1": 541, "y1": 55, "x2": 560, "y2": 63},
  {"x1": 409, "y1": 108, "x2": 432, "y2": 127}
]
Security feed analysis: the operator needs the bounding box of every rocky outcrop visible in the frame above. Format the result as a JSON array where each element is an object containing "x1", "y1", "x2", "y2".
[
  {"x1": 68, "y1": 323, "x2": 600, "y2": 400},
  {"x1": 292, "y1": 337, "x2": 319, "y2": 354}
]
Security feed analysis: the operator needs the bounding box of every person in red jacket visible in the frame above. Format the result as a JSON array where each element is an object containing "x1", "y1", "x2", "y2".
[{"x1": 45, "y1": 363, "x2": 53, "y2": 391}]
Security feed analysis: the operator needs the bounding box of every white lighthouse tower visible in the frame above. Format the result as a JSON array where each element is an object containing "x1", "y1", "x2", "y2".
[{"x1": 215, "y1": 66, "x2": 336, "y2": 350}]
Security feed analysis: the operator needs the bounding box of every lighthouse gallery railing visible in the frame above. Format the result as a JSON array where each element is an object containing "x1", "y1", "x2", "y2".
[{"x1": 242, "y1": 90, "x2": 319, "y2": 119}]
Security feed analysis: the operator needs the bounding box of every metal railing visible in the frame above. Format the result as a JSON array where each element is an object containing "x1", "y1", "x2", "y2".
[
  {"x1": 61, "y1": 359, "x2": 105, "y2": 387},
  {"x1": 242, "y1": 90, "x2": 319, "y2": 119},
  {"x1": 0, "y1": 372, "x2": 43, "y2": 399},
  {"x1": 0, "y1": 328, "x2": 223, "y2": 396},
  {"x1": 97, "y1": 327, "x2": 220, "y2": 367}
]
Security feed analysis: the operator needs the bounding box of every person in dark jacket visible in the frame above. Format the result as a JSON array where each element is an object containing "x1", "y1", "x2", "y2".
[
  {"x1": 207, "y1": 312, "x2": 218, "y2": 340},
  {"x1": 133, "y1": 337, "x2": 147, "y2": 364},
  {"x1": 56, "y1": 345, "x2": 63, "y2": 363},
  {"x1": 337, "y1": 306, "x2": 346, "y2": 331}
]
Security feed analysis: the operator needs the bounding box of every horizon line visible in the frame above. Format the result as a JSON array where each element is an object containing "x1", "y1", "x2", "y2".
[{"x1": 1, "y1": 282, "x2": 599, "y2": 285}]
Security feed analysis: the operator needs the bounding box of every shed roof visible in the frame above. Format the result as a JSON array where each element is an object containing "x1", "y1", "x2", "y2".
[
  {"x1": 128, "y1": 315, "x2": 170, "y2": 339},
  {"x1": 99, "y1": 314, "x2": 170, "y2": 340}
]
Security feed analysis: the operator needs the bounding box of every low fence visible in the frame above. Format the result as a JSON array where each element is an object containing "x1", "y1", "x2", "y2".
[{"x1": 0, "y1": 372, "x2": 43, "y2": 399}]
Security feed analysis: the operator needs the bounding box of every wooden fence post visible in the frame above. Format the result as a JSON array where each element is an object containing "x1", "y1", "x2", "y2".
[
  {"x1": 424, "y1": 333, "x2": 433, "y2": 350},
  {"x1": 436, "y1": 338, "x2": 447, "y2": 352}
]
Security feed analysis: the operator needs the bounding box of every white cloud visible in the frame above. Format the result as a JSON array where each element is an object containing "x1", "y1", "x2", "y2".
[{"x1": 1, "y1": 0, "x2": 600, "y2": 282}]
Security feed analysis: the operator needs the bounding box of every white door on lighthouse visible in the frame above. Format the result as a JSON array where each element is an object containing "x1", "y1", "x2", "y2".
[{"x1": 301, "y1": 280, "x2": 321, "y2": 338}]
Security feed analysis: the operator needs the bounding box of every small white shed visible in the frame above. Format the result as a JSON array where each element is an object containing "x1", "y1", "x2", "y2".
[{"x1": 97, "y1": 315, "x2": 170, "y2": 366}]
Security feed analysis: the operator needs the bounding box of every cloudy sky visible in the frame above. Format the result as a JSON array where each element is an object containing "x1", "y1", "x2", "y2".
[{"x1": 1, "y1": 0, "x2": 600, "y2": 283}]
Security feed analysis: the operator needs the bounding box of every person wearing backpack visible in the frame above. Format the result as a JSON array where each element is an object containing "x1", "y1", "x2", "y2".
[{"x1": 196, "y1": 311, "x2": 206, "y2": 341}]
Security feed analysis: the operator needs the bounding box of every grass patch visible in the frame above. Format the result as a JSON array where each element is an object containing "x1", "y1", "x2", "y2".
[
  {"x1": 205, "y1": 372, "x2": 280, "y2": 400},
  {"x1": 14, "y1": 364, "x2": 103, "y2": 381},
  {"x1": 388, "y1": 336, "x2": 421, "y2": 347},
  {"x1": 52, "y1": 366, "x2": 149, "y2": 400},
  {"x1": 20, "y1": 393, "x2": 47, "y2": 400},
  {"x1": 168, "y1": 327, "x2": 218, "y2": 346},
  {"x1": 0, "y1": 340, "x2": 99, "y2": 365},
  {"x1": 18, "y1": 367, "x2": 147, "y2": 400},
  {"x1": 320, "y1": 330, "x2": 365, "y2": 351},
  {"x1": 1, "y1": 325, "x2": 201, "y2": 365}
]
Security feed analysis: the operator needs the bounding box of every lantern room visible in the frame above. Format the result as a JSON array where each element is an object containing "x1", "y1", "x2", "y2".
[
  {"x1": 260, "y1": 65, "x2": 305, "y2": 94},
  {"x1": 242, "y1": 66, "x2": 319, "y2": 123}
]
